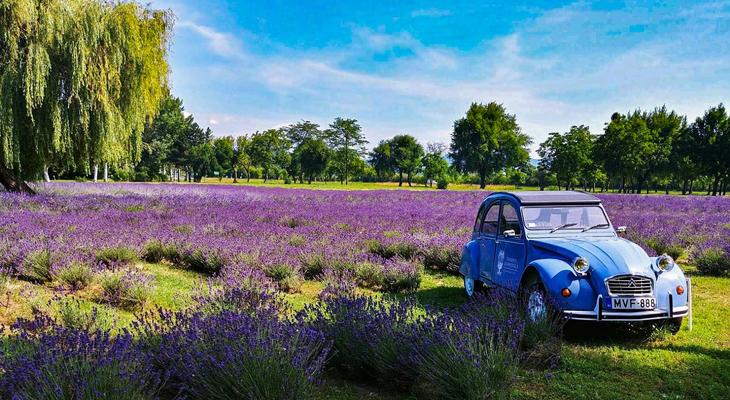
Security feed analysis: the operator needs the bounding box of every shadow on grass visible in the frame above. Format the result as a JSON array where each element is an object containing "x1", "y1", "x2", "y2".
[{"x1": 412, "y1": 285, "x2": 467, "y2": 308}]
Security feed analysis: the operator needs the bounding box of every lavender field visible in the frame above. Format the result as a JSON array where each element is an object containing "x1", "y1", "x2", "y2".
[
  {"x1": 1, "y1": 183, "x2": 728, "y2": 295},
  {"x1": 0, "y1": 183, "x2": 729, "y2": 400}
]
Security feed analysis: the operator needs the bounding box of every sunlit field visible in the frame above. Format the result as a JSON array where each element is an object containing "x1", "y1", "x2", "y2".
[{"x1": 0, "y1": 183, "x2": 728, "y2": 399}]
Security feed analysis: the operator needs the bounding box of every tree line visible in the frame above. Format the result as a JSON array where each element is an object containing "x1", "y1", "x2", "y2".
[
  {"x1": 538, "y1": 105, "x2": 730, "y2": 195},
  {"x1": 84, "y1": 95, "x2": 730, "y2": 196}
]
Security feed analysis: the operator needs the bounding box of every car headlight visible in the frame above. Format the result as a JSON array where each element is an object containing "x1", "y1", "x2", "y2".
[
  {"x1": 572, "y1": 257, "x2": 590, "y2": 275},
  {"x1": 655, "y1": 254, "x2": 675, "y2": 272}
]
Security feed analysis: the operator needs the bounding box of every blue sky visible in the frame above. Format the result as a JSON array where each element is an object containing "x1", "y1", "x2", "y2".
[{"x1": 150, "y1": 0, "x2": 730, "y2": 154}]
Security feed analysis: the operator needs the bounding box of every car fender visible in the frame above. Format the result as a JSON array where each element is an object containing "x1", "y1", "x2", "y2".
[
  {"x1": 524, "y1": 258, "x2": 596, "y2": 310},
  {"x1": 651, "y1": 257, "x2": 689, "y2": 309},
  {"x1": 459, "y1": 240, "x2": 479, "y2": 280}
]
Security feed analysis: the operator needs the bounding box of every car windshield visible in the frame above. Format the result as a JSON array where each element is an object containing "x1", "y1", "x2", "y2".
[{"x1": 521, "y1": 206, "x2": 609, "y2": 231}]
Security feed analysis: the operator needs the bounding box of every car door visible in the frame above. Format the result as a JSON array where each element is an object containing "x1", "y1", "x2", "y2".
[
  {"x1": 493, "y1": 201, "x2": 526, "y2": 290},
  {"x1": 477, "y1": 202, "x2": 500, "y2": 283}
]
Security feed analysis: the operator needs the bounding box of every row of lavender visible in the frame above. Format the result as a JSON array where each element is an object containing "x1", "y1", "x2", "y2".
[
  {"x1": 1, "y1": 276, "x2": 556, "y2": 400},
  {"x1": 0, "y1": 183, "x2": 728, "y2": 295}
]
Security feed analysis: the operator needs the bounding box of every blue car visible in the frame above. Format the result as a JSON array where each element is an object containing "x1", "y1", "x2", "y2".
[{"x1": 460, "y1": 191, "x2": 690, "y2": 330}]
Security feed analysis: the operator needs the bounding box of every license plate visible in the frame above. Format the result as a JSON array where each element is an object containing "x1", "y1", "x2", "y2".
[{"x1": 606, "y1": 297, "x2": 656, "y2": 310}]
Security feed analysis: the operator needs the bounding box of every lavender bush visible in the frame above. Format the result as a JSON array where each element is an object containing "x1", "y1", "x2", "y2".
[
  {"x1": 137, "y1": 285, "x2": 330, "y2": 400},
  {"x1": 0, "y1": 315, "x2": 163, "y2": 400}
]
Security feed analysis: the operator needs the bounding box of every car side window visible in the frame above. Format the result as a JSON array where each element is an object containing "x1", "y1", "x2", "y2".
[
  {"x1": 480, "y1": 203, "x2": 500, "y2": 236},
  {"x1": 500, "y1": 203, "x2": 521, "y2": 237}
]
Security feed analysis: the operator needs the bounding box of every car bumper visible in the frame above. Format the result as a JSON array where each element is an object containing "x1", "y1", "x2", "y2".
[{"x1": 564, "y1": 294, "x2": 689, "y2": 322}]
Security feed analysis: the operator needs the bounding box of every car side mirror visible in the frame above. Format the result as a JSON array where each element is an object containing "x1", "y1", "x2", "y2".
[
  {"x1": 503, "y1": 229, "x2": 516, "y2": 238},
  {"x1": 616, "y1": 226, "x2": 627, "y2": 234}
]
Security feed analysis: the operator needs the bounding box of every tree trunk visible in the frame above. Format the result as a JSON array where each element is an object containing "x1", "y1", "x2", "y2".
[
  {"x1": 479, "y1": 172, "x2": 486, "y2": 189},
  {"x1": 407, "y1": 172, "x2": 412, "y2": 187},
  {"x1": 93, "y1": 164, "x2": 99, "y2": 182},
  {"x1": 0, "y1": 165, "x2": 35, "y2": 194},
  {"x1": 103, "y1": 163, "x2": 109, "y2": 182},
  {"x1": 689, "y1": 179, "x2": 694, "y2": 195},
  {"x1": 43, "y1": 166, "x2": 51, "y2": 183},
  {"x1": 233, "y1": 167, "x2": 238, "y2": 183},
  {"x1": 398, "y1": 171, "x2": 403, "y2": 187}
]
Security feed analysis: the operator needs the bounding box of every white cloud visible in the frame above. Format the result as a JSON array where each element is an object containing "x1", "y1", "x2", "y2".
[
  {"x1": 178, "y1": 21, "x2": 245, "y2": 59},
  {"x1": 170, "y1": 1, "x2": 730, "y2": 155}
]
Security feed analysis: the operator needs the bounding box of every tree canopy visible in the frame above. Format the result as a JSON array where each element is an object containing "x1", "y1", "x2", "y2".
[
  {"x1": 449, "y1": 102, "x2": 531, "y2": 189},
  {"x1": 0, "y1": 0, "x2": 172, "y2": 192}
]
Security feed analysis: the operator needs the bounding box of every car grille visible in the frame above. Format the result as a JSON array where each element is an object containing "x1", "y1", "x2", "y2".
[{"x1": 606, "y1": 275, "x2": 653, "y2": 296}]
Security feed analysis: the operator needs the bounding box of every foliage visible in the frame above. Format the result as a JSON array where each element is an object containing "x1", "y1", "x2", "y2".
[
  {"x1": 449, "y1": 102, "x2": 531, "y2": 189},
  {"x1": 422, "y1": 143, "x2": 449, "y2": 187},
  {"x1": 136, "y1": 289, "x2": 330, "y2": 400},
  {"x1": 0, "y1": 315, "x2": 162, "y2": 400},
  {"x1": 0, "y1": 0, "x2": 172, "y2": 189},
  {"x1": 99, "y1": 269, "x2": 154, "y2": 310},
  {"x1": 298, "y1": 138, "x2": 330, "y2": 184},
  {"x1": 389, "y1": 134, "x2": 424, "y2": 187},
  {"x1": 695, "y1": 247, "x2": 730, "y2": 276},
  {"x1": 55, "y1": 262, "x2": 94, "y2": 290},
  {"x1": 325, "y1": 118, "x2": 368, "y2": 184},
  {"x1": 95, "y1": 246, "x2": 138, "y2": 266}
]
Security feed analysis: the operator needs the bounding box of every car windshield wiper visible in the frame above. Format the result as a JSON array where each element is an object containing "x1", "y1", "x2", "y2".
[
  {"x1": 581, "y1": 223, "x2": 610, "y2": 232},
  {"x1": 549, "y1": 223, "x2": 577, "y2": 233}
]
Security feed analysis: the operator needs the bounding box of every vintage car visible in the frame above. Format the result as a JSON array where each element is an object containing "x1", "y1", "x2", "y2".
[{"x1": 460, "y1": 191, "x2": 690, "y2": 330}]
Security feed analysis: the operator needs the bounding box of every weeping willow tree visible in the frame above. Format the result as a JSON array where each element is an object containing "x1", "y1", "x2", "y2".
[{"x1": 0, "y1": 0, "x2": 172, "y2": 193}]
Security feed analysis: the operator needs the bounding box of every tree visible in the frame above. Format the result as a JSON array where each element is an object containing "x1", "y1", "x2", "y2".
[
  {"x1": 389, "y1": 135, "x2": 424, "y2": 186},
  {"x1": 369, "y1": 140, "x2": 394, "y2": 181},
  {"x1": 233, "y1": 135, "x2": 253, "y2": 183},
  {"x1": 298, "y1": 138, "x2": 329, "y2": 184},
  {"x1": 686, "y1": 104, "x2": 730, "y2": 196},
  {"x1": 0, "y1": 0, "x2": 172, "y2": 192},
  {"x1": 421, "y1": 143, "x2": 449, "y2": 187},
  {"x1": 189, "y1": 143, "x2": 220, "y2": 182},
  {"x1": 284, "y1": 121, "x2": 322, "y2": 183},
  {"x1": 249, "y1": 129, "x2": 290, "y2": 182},
  {"x1": 449, "y1": 102, "x2": 531, "y2": 189},
  {"x1": 325, "y1": 118, "x2": 367, "y2": 185},
  {"x1": 213, "y1": 136, "x2": 235, "y2": 181},
  {"x1": 537, "y1": 125, "x2": 595, "y2": 190}
]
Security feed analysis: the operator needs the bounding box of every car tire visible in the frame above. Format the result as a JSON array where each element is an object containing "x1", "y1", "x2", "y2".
[
  {"x1": 523, "y1": 282, "x2": 550, "y2": 323},
  {"x1": 660, "y1": 317, "x2": 683, "y2": 335},
  {"x1": 464, "y1": 276, "x2": 484, "y2": 297}
]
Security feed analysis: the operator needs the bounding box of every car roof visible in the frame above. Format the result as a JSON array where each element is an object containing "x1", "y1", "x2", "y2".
[{"x1": 487, "y1": 191, "x2": 602, "y2": 206}]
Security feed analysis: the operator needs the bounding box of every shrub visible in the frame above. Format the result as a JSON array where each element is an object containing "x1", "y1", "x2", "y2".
[
  {"x1": 301, "y1": 291, "x2": 424, "y2": 389},
  {"x1": 179, "y1": 248, "x2": 224, "y2": 274},
  {"x1": 265, "y1": 263, "x2": 303, "y2": 293},
  {"x1": 99, "y1": 269, "x2": 154, "y2": 310},
  {"x1": 422, "y1": 245, "x2": 461, "y2": 273},
  {"x1": 141, "y1": 240, "x2": 180, "y2": 264},
  {"x1": 354, "y1": 262, "x2": 384, "y2": 288},
  {"x1": 53, "y1": 297, "x2": 116, "y2": 332},
  {"x1": 381, "y1": 258, "x2": 422, "y2": 293},
  {"x1": 54, "y1": 261, "x2": 94, "y2": 290},
  {"x1": 0, "y1": 316, "x2": 162, "y2": 400},
  {"x1": 95, "y1": 246, "x2": 138, "y2": 266},
  {"x1": 300, "y1": 253, "x2": 327, "y2": 279},
  {"x1": 21, "y1": 248, "x2": 54, "y2": 283},
  {"x1": 366, "y1": 239, "x2": 419, "y2": 260},
  {"x1": 413, "y1": 294, "x2": 524, "y2": 400},
  {"x1": 436, "y1": 178, "x2": 448, "y2": 190},
  {"x1": 137, "y1": 307, "x2": 329, "y2": 399},
  {"x1": 695, "y1": 247, "x2": 730, "y2": 276},
  {"x1": 646, "y1": 237, "x2": 685, "y2": 260}
]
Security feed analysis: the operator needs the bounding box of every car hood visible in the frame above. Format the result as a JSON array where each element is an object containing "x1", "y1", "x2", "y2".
[{"x1": 530, "y1": 236, "x2": 654, "y2": 279}]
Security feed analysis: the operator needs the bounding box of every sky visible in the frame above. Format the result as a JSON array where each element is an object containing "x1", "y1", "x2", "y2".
[{"x1": 148, "y1": 0, "x2": 730, "y2": 155}]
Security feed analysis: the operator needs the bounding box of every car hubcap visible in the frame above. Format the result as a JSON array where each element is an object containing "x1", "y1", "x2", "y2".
[
  {"x1": 464, "y1": 277, "x2": 475, "y2": 297},
  {"x1": 528, "y1": 290, "x2": 547, "y2": 322}
]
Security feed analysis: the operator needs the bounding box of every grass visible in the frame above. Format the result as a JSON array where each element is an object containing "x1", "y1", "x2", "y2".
[{"x1": 0, "y1": 262, "x2": 727, "y2": 399}]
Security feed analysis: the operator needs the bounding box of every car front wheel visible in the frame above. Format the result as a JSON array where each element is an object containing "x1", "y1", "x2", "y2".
[{"x1": 525, "y1": 283, "x2": 549, "y2": 323}]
